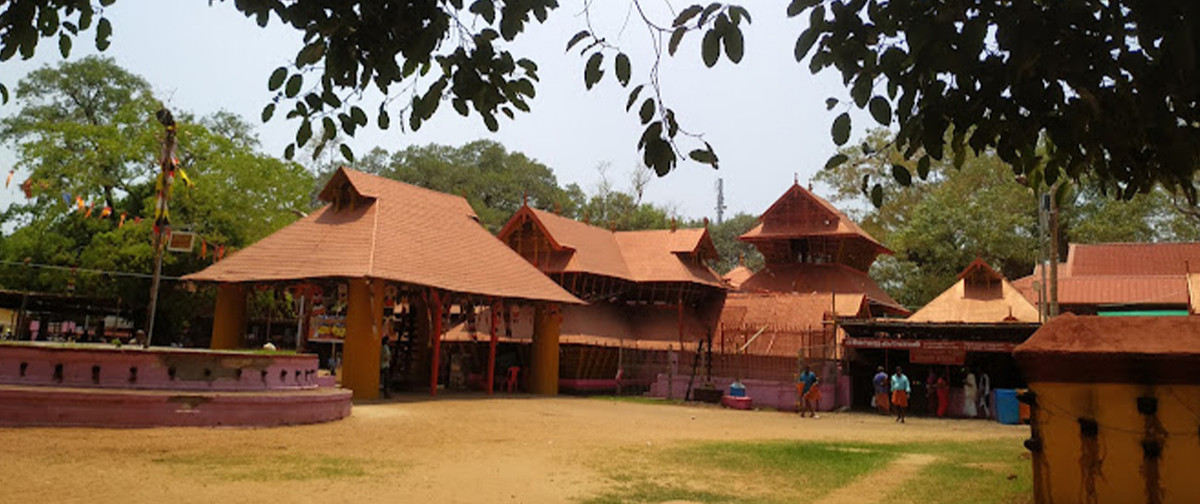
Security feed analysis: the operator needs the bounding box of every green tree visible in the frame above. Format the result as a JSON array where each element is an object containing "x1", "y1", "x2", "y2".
[
  {"x1": 702, "y1": 212, "x2": 762, "y2": 275},
  {"x1": 0, "y1": 57, "x2": 313, "y2": 342}
]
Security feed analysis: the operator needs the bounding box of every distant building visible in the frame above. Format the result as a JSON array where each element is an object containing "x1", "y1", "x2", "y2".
[{"x1": 1013, "y1": 242, "x2": 1200, "y2": 316}]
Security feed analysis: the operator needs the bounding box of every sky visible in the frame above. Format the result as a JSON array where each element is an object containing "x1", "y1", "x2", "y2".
[{"x1": 0, "y1": 0, "x2": 875, "y2": 222}]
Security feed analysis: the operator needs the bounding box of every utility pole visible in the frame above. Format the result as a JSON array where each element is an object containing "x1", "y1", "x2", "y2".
[
  {"x1": 715, "y1": 178, "x2": 727, "y2": 225},
  {"x1": 145, "y1": 107, "x2": 178, "y2": 348},
  {"x1": 1036, "y1": 191, "x2": 1049, "y2": 322},
  {"x1": 1048, "y1": 184, "x2": 1060, "y2": 317}
]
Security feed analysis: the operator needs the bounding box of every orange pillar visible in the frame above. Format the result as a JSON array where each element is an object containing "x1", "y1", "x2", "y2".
[
  {"x1": 342, "y1": 278, "x2": 384, "y2": 400},
  {"x1": 210, "y1": 283, "x2": 247, "y2": 350},
  {"x1": 530, "y1": 303, "x2": 561, "y2": 395}
]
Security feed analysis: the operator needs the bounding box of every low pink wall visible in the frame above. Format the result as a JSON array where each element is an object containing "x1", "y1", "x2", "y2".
[
  {"x1": 0, "y1": 385, "x2": 352, "y2": 428},
  {"x1": 0, "y1": 344, "x2": 322, "y2": 392},
  {"x1": 649, "y1": 374, "x2": 852, "y2": 412}
]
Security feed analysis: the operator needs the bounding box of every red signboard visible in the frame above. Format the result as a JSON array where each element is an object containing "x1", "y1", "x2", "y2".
[{"x1": 911, "y1": 348, "x2": 967, "y2": 365}]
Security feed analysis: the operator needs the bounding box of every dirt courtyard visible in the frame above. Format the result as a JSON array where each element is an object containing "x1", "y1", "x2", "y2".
[{"x1": 0, "y1": 395, "x2": 1028, "y2": 503}]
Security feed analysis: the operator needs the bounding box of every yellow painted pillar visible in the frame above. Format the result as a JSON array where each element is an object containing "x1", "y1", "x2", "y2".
[
  {"x1": 210, "y1": 283, "x2": 247, "y2": 350},
  {"x1": 530, "y1": 304, "x2": 561, "y2": 395},
  {"x1": 342, "y1": 278, "x2": 384, "y2": 400}
]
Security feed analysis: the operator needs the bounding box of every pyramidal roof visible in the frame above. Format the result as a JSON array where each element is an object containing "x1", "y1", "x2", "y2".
[
  {"x1": 739, "y1": 183, "x2": 890, "y2": 253},
  {"x1": 185, "y1": 168, "x2": 581, "y2": 304},
  {"x1": 497, "y1": 206, "x2": 724, "y2": 287}
]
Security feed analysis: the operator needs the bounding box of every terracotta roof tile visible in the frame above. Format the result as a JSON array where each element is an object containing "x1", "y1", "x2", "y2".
[
  {"x1": 737, "y1": 263, "x2": 908, "y2": 314},
  {"x1": 497, "y1": 207, "x2": 725, "y2": 286},
  {"x1": 1067, "y1": 242, "x2": 1200, "y2": 276},
  {"x1": 722, "y1": 265, "x2": 755, "y2": 289},
  {"x1": 720, "y1": 292, "x2": 867, "y2": 329},
  {"x1": 739, "y1": 183, "x2": 890, "y2": 253},
  {"x1": 1016, "y1": 314, "x2": 1200, "y2": 357},
  {"x1": 186, "y1": 168, "x2": 581, "y2": 304},
  {"x1": 1013, "y1": 275, "x2": 1188, "y2": 306}
]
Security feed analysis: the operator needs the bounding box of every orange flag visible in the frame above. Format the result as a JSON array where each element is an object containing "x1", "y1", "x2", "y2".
[
  {"x1": 5, "y1": 170, "x2": 12, "y2": 189},
  {"x1": 75, "y1": 196, "x2": 85, "y2": 212},
  {"x1": 200, "y1": 239, "x2": 207, "y2": 259},
  {"x1": 119, "y1": 213, "x2": 127, "y2": 228},
  {"x1": 84, "y1": 202, "x2": 94, "y2": 218},
  {"x1": 99, "y1": 206, "x2": 112, "y2": 219}
]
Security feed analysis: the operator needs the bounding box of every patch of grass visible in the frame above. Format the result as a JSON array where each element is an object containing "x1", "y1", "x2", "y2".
[
  {"x1": 889, "y1": 439, "x2": 1033, "y2": 504},
  {"x1": 153, "y1": 453, "x2": 374, "y2": 482},
  {"x1": 582, "y1": 439, "x2": 1031, "y2": 504}
]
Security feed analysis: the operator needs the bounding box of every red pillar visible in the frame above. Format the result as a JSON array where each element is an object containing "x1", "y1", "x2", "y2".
[
  {"x1": 429, "y1": 289, "x2": 443, "y2": 396},
  {"x1": 487, "y1": 299, "x2": 500, "y2": 395}
]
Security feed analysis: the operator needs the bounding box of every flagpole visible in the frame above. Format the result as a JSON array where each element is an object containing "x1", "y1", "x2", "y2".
[{"x1": 145, "y1": 107, "x2": 178, "y2": 348}]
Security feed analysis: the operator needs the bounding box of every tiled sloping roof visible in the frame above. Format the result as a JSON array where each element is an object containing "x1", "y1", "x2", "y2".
[
  {"x1": 1068, "y1": 242, "x2": 1200, "y2": 276},
  {"x1": 723, "y1": 265, "x2": 755, "y2": 289},
  {"x1": 910, "y1": 278, "x2": 1039, "y2": 324},
  {"x1": 1016, "y1": 314, "x2": 1200, "y2": 357},
  {"x1": 737, "y1": 263, "x2": 908, "y2": 314},
  {"x1": 739, "y1": 183, "x2": 890, "y2": 252},
  {"x1": 721, "y1": 292, "x2": 867, "y2": 328},
  {"x1": 613, "y1": 229, "x2": 724, "y2": 286},
  {"x1": 500, "y1": 207, "x2": 724, "y2": 286},
  {"x1": 186, "y1": 168, "x2": 581, "y2": 304},
  {"x1": 1013, "y1": 275, "x2": 1189, "y2": 306}
]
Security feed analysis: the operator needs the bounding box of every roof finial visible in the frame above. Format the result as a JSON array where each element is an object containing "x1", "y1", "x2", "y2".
[
  {"x1": 583, "y1": 209, "x2": 590, "y2": 224},
  {"x1": 554, "y1": 201, "x2": 561, "y2": 215},
  {"x1": 703, "y1": 217, "x2": 709, "y2": 228},
  {"x1": 670, "y1": 217, "x2": 677, "y2": 232},
  {"x1": 522, "y1": 191, "x2": 528, "y2": 206},
  {"x1": 738, "y1": 252, "x2": 745, "y2": 266},
  {"x1": 794, "y1": 172, "x2": 799, "y2": 185},
  {"x1": 808, "y1": 181, "x2": 813, "y2": 191},
  {"x1": 609, "y1": 220, "x2": 616, "y2": 231}
]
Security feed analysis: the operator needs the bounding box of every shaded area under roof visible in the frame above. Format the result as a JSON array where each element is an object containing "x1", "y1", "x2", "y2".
[{"x1": 185, "y1": 168, "x2": 581, "y2": 305}]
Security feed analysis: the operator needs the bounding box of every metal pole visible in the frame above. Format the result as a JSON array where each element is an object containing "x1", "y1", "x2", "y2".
[{"x1": 1048, "y1": 185, "x2": 1060, "y2": 317}]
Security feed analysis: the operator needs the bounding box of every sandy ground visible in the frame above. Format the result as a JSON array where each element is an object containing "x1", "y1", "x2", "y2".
[{"x1": 0, "y1": 395, "x2": 1027, "y2": 504}]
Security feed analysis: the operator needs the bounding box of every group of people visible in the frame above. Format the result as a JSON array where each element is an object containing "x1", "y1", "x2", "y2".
[{"x1": 872, "y1": 365, "x2": 992, "y2": 422}]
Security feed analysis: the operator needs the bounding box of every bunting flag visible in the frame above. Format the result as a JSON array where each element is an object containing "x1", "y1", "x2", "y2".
[
  {"x1": 84, "y1": 201, "x2": 94, "y2": 218},
  {"x1": 133, "y1": 216, "x2": 143, "y2": 224},
  {"x1": 60, "y1": 192, "x2": 70, "y2": 206},
  {"x1": 178, "y1": 168, "x2": 193, "y2": 189},
  {"x1": 200, "y1": 239, "x2": 207, "y2": 259},
  {"x1": 118, "y1": 213, "x2": 127, "y2": 228},
  {"x1": 99, "y1": 206, "x2": 112, "y2": 219},
  {"x1": 216, "y1": 245, "x2": 226, "y2": 261},
  {"x1": 19, "y1": 179, "x2": 31, "y2": 199},
  {"x1": 75, "y1": 196, "x2": 85, "y2": 213},
  {"x1": 5, "y1": 170, "x2": 13, "y2": 189}
]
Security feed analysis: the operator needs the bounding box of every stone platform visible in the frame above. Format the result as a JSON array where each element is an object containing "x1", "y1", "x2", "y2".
[{"x1": 0, "y1": 343, "x2": 351, "y2": 428}]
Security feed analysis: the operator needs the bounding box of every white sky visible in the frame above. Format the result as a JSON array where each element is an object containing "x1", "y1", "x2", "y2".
[{"x1": 0, "y1": 0, "x2": 875, "y2": 221}]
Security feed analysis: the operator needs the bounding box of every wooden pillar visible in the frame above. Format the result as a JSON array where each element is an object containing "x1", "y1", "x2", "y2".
[
  {"x1": 210, "y1": 283, "x2": 248, "y2": 350},
  {"x1": 487, "y1": 299, "x2": 500, "y2": 395},
  {"x1": 343, "y1": 278, "x2": 384, "y2": 400},
  {"x1": 429, "y1": 289, "x2": 443, "y2": 396},
  {"x1": 530, "y1": 303, "x2": 561, "y2": 395}
]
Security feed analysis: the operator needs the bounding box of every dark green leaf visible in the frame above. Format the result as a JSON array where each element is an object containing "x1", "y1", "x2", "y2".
[
  {"x1": 470, "y1": 0, "x2": 496, "y2": 23},
  {"x1": 584, "y1": 52, "x2": 604, "y2": 90},
  {"x1": 268, "y1": 67, "x2": 287, "y2": 91},
  {"x1": 787, "y1": 0, "x2": 817, "y2": 17},
  {"x1": 296, "y1": 41, "x2": 325, "y2": 67},
  {"x1": 566, "y1": 30, "x2": 590, "y2": 52},
  {"x1": 0, "y1": 84, "x2": 7, "y2": 104},
  {"x1": 794, "y1": 28, "x2": 818, "y2": 62},
  {"x1": 285, "y1": 74, "x2": 302, "y2": 98},
  {"x1": 891, "y1": 164, "x2": 912, "y2": 186},
  {"x1": 699, "y1": 3, "x2": 722, "y2": 25},
  {"x1": 724, "y1": 27, "x2": 744, "y2": 63},
  {"x1": 350, "y1": 106, "x2": 368, "y2": 126},
  {"x1": 669, "y1": 28, "x2": 687, "y2": 56},
  {"x1": 297, "y1": 119, "x2": 312, "y2": 146},
  {"x1": 615, "y1": 53, "x2": 631, "y2": 87},
  {"x1": 626, "y1": 84, "x2": 645, "y2": 111},
  {"x1": 868, "y1": 96, "x2": 891, "y2": 125},
  {"x1": 482, "y1": 112, "x2": 499, "y2": 132},
  {"x1": 825, "y1": 97, "x2": 838, "y2": 110},
  {"x1": 824, "y1": 153, "x2": 849, "y2": 170},
  {"x1": 261, "y1": 103, "x2": 275, "y2": 122},
  {"x1": 673, "y1": 5, "x2": 704, "y2": 27},
  {"x1": 58, "y1": 34, "x2": 71, "y2": 58},
  {"x1": 95, "y1": 18, "x2": 112, "y2": 51},
  {"x1": 284, "y1": 144, "x2": 295, "y2": 160},
  {"x1": 870, "y1": 184, "x2": 883, "y2": 208},
  {"x1": 453, "y1": 98, "x2": 470, "y2": 117},
  {"x1": 378, "y1": 109, "x2": 391, "y2": 129},
  {"x1": 730, "y1": 6, "x2": 752, "y2": 24},
  {"x1": 917, "y1": 156, "x2": 930, "y2": 180},
  {"x1": 690, "y1": 149, "x2": 718, "y2": 165},
  {"x1": 340, "y1": 144, "x2": 355, "y2": 163},
  {"x1": 831, "y1": 112, "x2": 851, "y2": 146},
  {"x1": 639, "y1": 98, "x2": 656, "y2": 124},
  {"x1": 702, "y1": 29, "x2": 721, "y2": 67}
]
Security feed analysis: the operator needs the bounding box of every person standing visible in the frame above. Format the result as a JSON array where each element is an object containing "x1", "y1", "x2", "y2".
[
  {"x1": 978, "y1": 370, "x2": 992, "y2": 419},
  {"x1": 872, "y1": 366, "x2": 890, "y2": 414},
  {"x1": 935, "y1": 372, "x2": 949, "y2": 418},
  {"x1": 797, "y1": 365, "x2": 821, "y2": 418},
  {"x1": 963, "y1": 368, "x2": 979, "y2": 418},
  {"x1": 380, "y1": 338, "x2": 393, "y2": 398},
  {"x1": 925, "y1": 369, "x2": 939, "y2": 416},
  {"x1": 891, "y1": 366, "x2": 911, "y2": 423}
]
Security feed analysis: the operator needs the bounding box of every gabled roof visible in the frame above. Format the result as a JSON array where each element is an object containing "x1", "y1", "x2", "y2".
[
  {"x1": 723, "y1": 265, "x2": 755, "y2": 290},
  {"x1": 1012, "y1": 242, "x2": 1200, "y2": 308},
  {"x1": 185, "y1": 168, "x2": 581, "y2": 304},
  {"x1": 739, "y1": 183, "x2": 890, "y2": 253},
  {"x1": 736, "y1": 263, "x2": 909, "y2": 315},
  {"x1": 909, "y1": 260, "x2": 1039, "y2": 323},
  {"x1": 497, "y1": 206, "x2": 724, "y2": 287}
]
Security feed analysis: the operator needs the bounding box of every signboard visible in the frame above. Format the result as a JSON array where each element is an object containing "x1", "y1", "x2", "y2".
[
  {"x1": 309, "y1": 316, "x2": 346, "y2": 342},
  {"x1": 911, "y1": 347, "x2": 966, "y2": 365},
  {"x1": 166, "y1": 231, "x2": 197, "y2": 252},
  {"x1": 843, "y1": 338, "x2": 1016, "y2": 353}
]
